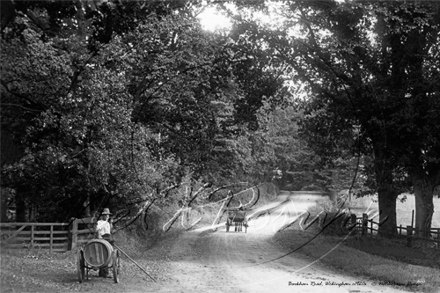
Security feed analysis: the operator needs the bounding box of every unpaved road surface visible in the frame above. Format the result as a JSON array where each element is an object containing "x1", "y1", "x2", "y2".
[
  {"x1": 154, "y1": 227, "x2": 407, "y2": 293},
  {"x1": 145, "y1": 193, "x2": 408, "y2": 293},
  {"x1": 1, "y1": 194, "x2": 411, "y2": 293}
]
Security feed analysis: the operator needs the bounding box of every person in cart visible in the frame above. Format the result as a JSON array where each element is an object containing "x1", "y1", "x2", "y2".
[{"x1": 96, "y1": 208, "x2": 114, "y2": 277}]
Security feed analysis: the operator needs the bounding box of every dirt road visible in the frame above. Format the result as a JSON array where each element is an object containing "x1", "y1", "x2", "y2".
[
  {"x1": 0, "y1": 223, "x2": 412, "y2": 293},
  {"x1": 1, "y1": 194, "x2": 414, "y2": 293},
  {"x1": 149, "y1": 224, "x2": 409, "y2": 293}
]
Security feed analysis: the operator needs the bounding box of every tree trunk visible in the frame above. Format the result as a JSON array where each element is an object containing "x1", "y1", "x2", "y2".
[
  {"x1": 377, "y1": 185, "x2": 398, "y2": 237},
  {"x1": 373, "y1": 148, "x2": 398, "y2": 237},
  {"x1": 0, "y1": 188, "x2": 8, "y2": 222},
  {"x1": 413, "y1": 173, "x2": 435, "y2": 238},
  {"x1": 0, "y1": 0, "x2": 16, "y2": 32},
  {"x1": 15, "y1": 191, "x2": 27, "y2": 222}
]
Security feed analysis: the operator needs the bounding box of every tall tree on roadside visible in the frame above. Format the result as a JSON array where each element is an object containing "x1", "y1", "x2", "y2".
[
  {"x1": 0, "y1": 0, "x2": 199, "y2": 221},
  {"x1": 226, "y1": 0, "x2": 440, "y2": 236},
  {"x1": 288, "y1": 0, "x2": 440, "y2": 236},
  {"x1": 1, "y1": 1, "x2": 285, "y2": 221}
]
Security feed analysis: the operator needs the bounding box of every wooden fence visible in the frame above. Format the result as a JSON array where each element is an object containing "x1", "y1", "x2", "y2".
[
  {"x1": 0, "y1": 217, "x2": 97, "y2": 253},
  {"x1": 0, "y1": 222, "x2": 70, "y2": 253},
  {"x1": 68, "y1": 217, "x2": 97, "y2": 250},
  {"x1": 356, "y1": 213, "x2": 440, "y2": 249}
]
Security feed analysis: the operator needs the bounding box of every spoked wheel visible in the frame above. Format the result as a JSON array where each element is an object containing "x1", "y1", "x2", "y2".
[
  {"x1": 77, "y1": 251, "x2": 85, "y2": 283},
  {"x1": 112, "y1": 250, "x2": 120, "y2": 283}
]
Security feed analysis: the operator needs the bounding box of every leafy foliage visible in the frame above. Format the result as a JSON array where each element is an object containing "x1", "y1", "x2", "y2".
[
  {"x1": 4, "y1": 0, "x2": 438, "y2": 233},
  {"x1": 1, "y1": 2, "x2": 285, "y2": 222},
  {"x1": 260, "y1": 0, "x2": 440, "y2": 234}
]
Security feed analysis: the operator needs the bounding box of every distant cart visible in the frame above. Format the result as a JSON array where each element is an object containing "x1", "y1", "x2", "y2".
[
  {"x1": 77, "y1": 239, "x2": 120, "y2": 283},
  {"x1": 225, "y1": 208, "x2": 248, "y2": 233}
]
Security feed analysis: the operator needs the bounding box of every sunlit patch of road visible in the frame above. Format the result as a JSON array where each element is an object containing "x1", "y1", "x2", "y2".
[
  {"x1": 194, "y1": 192, "x2": 327, "y2": 235},
  {"x1": 165, "y1": 192, "x2": 407, "y2": 293},
  {"x1": 246, "y1": 192, "x2": 329, "y2": 235}
]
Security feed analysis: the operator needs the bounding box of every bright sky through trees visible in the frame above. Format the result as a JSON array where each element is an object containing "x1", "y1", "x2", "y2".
[
  {"x1": 198, "y1": 6, "x2": 231, "y2": 31},
  {"x1": 197, "y1": 2, "x2": 303, "y2": 35}
]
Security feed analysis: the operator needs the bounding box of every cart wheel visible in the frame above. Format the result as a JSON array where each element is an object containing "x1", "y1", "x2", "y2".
[
  {"x1": 112, "y1": 250, "x2": 119, "y2": 283},
  {"x1": 77, "y1": 251, "x2": 85, "y2": 283}
]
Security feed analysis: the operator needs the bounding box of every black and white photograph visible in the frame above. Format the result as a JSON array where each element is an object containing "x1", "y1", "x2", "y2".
[{"x1": 1, "y1": 0, "x2": 439, "y2": 292}]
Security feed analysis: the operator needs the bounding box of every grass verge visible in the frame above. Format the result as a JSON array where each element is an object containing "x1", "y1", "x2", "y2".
[{"x1": 274, "y1": 227, "x2": 440, "y2": 293}]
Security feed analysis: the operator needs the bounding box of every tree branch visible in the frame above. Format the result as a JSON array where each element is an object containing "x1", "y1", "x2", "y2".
[
  {"x1": 1, "y1": 79, "x2": 47, "y2": 111},
  {"x1": 0, "y1": 103, "x2": 42, "y2": 112}
]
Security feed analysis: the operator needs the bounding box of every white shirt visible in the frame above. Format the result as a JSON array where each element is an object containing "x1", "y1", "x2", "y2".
[{"x1": 96, "y1": 220, "x2": 111, "y2": 238}]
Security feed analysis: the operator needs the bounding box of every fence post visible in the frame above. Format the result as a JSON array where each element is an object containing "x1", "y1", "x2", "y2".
[
  {"x1": 437, "y1": 229, "x2": 440, "y2": 250},
  {"x1": 407, "y1": 226, "x2": 413, "y2": 247},
  {"x1": 30, "y1": 225, "x2": 34, "y2": 249},
  {"x1": 411, "y1": 210, "x2": 414, "y2": 228},
  {"x1": 68, "y1": 218, "x2": 78, "y2": 250},
  {"x1": 68, "y1": 220, "x2": 72, "y2": 250},
  {"x1": 73, "y1": 219, "x2": 78, "y2": 250},
  {"x1": 362, "y1": 213, "x2": 368, "y2": 236},
  {"x1": 49, "y1": 225, "x2": 53, "y2": 253},
  {"x1": 350, "y1": 214, "x2": 357, "y2": 234}
]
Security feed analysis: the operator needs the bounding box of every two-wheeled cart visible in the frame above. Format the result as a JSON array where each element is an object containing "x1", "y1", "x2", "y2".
[
  {"x1": 225, "y1": 208, "x2": 248, "y2": 233},
  {"x1": 77, "y1": 239, "x2": 120, "y2": 283}
]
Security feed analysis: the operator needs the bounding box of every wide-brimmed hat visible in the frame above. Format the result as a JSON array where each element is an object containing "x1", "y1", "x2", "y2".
[{"x1": 102, "y1": 208, "x2": 112, "y2": 215}]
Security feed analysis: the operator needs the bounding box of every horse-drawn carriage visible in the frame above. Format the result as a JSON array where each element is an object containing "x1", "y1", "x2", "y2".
[
  {"x1": 225, "y1": 208, "x2": 248, "y2": 233},
  {"x1": 77, "y1": 239, "x2": 120, "y2": 283}
]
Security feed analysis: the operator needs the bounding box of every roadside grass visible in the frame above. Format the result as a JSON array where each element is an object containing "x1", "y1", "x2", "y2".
[
  {"x1": 274, "y1": 225, "x2": 440, "y2": 293},
  {"x1": 273, "y1": 194, "x2": 440, "y2": 293},
  {"x1": 346, "y1": 235, "x2": 440, "y2": 268}
]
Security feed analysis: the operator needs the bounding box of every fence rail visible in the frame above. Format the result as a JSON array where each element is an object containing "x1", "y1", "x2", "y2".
[
  {"x1": 0, "y1": 222, "x2": 70, "y2": 253},
  {"x1": 0, "y1": 217, "x2": 97, "y2": 253},
  {"x1": 69, "y1": 217, "x2": 97, "y2": 250},
  {"x1": 356, "y1": 214, "x2": 440, "y2": 249}
]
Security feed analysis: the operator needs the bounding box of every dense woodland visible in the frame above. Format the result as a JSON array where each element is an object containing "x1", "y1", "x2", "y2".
[{"x1": 1, "y1": 0, "x2": 439, "y2": 238}]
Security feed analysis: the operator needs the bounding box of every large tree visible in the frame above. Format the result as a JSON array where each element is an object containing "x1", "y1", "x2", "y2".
[
  {"x1": 224, "y1": 0, "x2": 440, "y2": 236},
  {"x1": 287, "y1": 0, "x2": 440, "y2": 236},
  {"x1": 1, "y1": 1, "x2": 284, "y2": 222},
  {"x1": 1, "y1": 1, "x2": 205, "y2": 221}
]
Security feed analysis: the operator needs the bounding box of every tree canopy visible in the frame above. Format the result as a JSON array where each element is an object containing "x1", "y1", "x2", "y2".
[
  {"x1": 231, "y1": 0, "x2": 440, "y2": 235},
  {"x1": 1, "y1": 0, "x2": 439, "y2": 237},
  {"x1": 1, "y1": 0, "x2": 281, "y2": 222}
]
